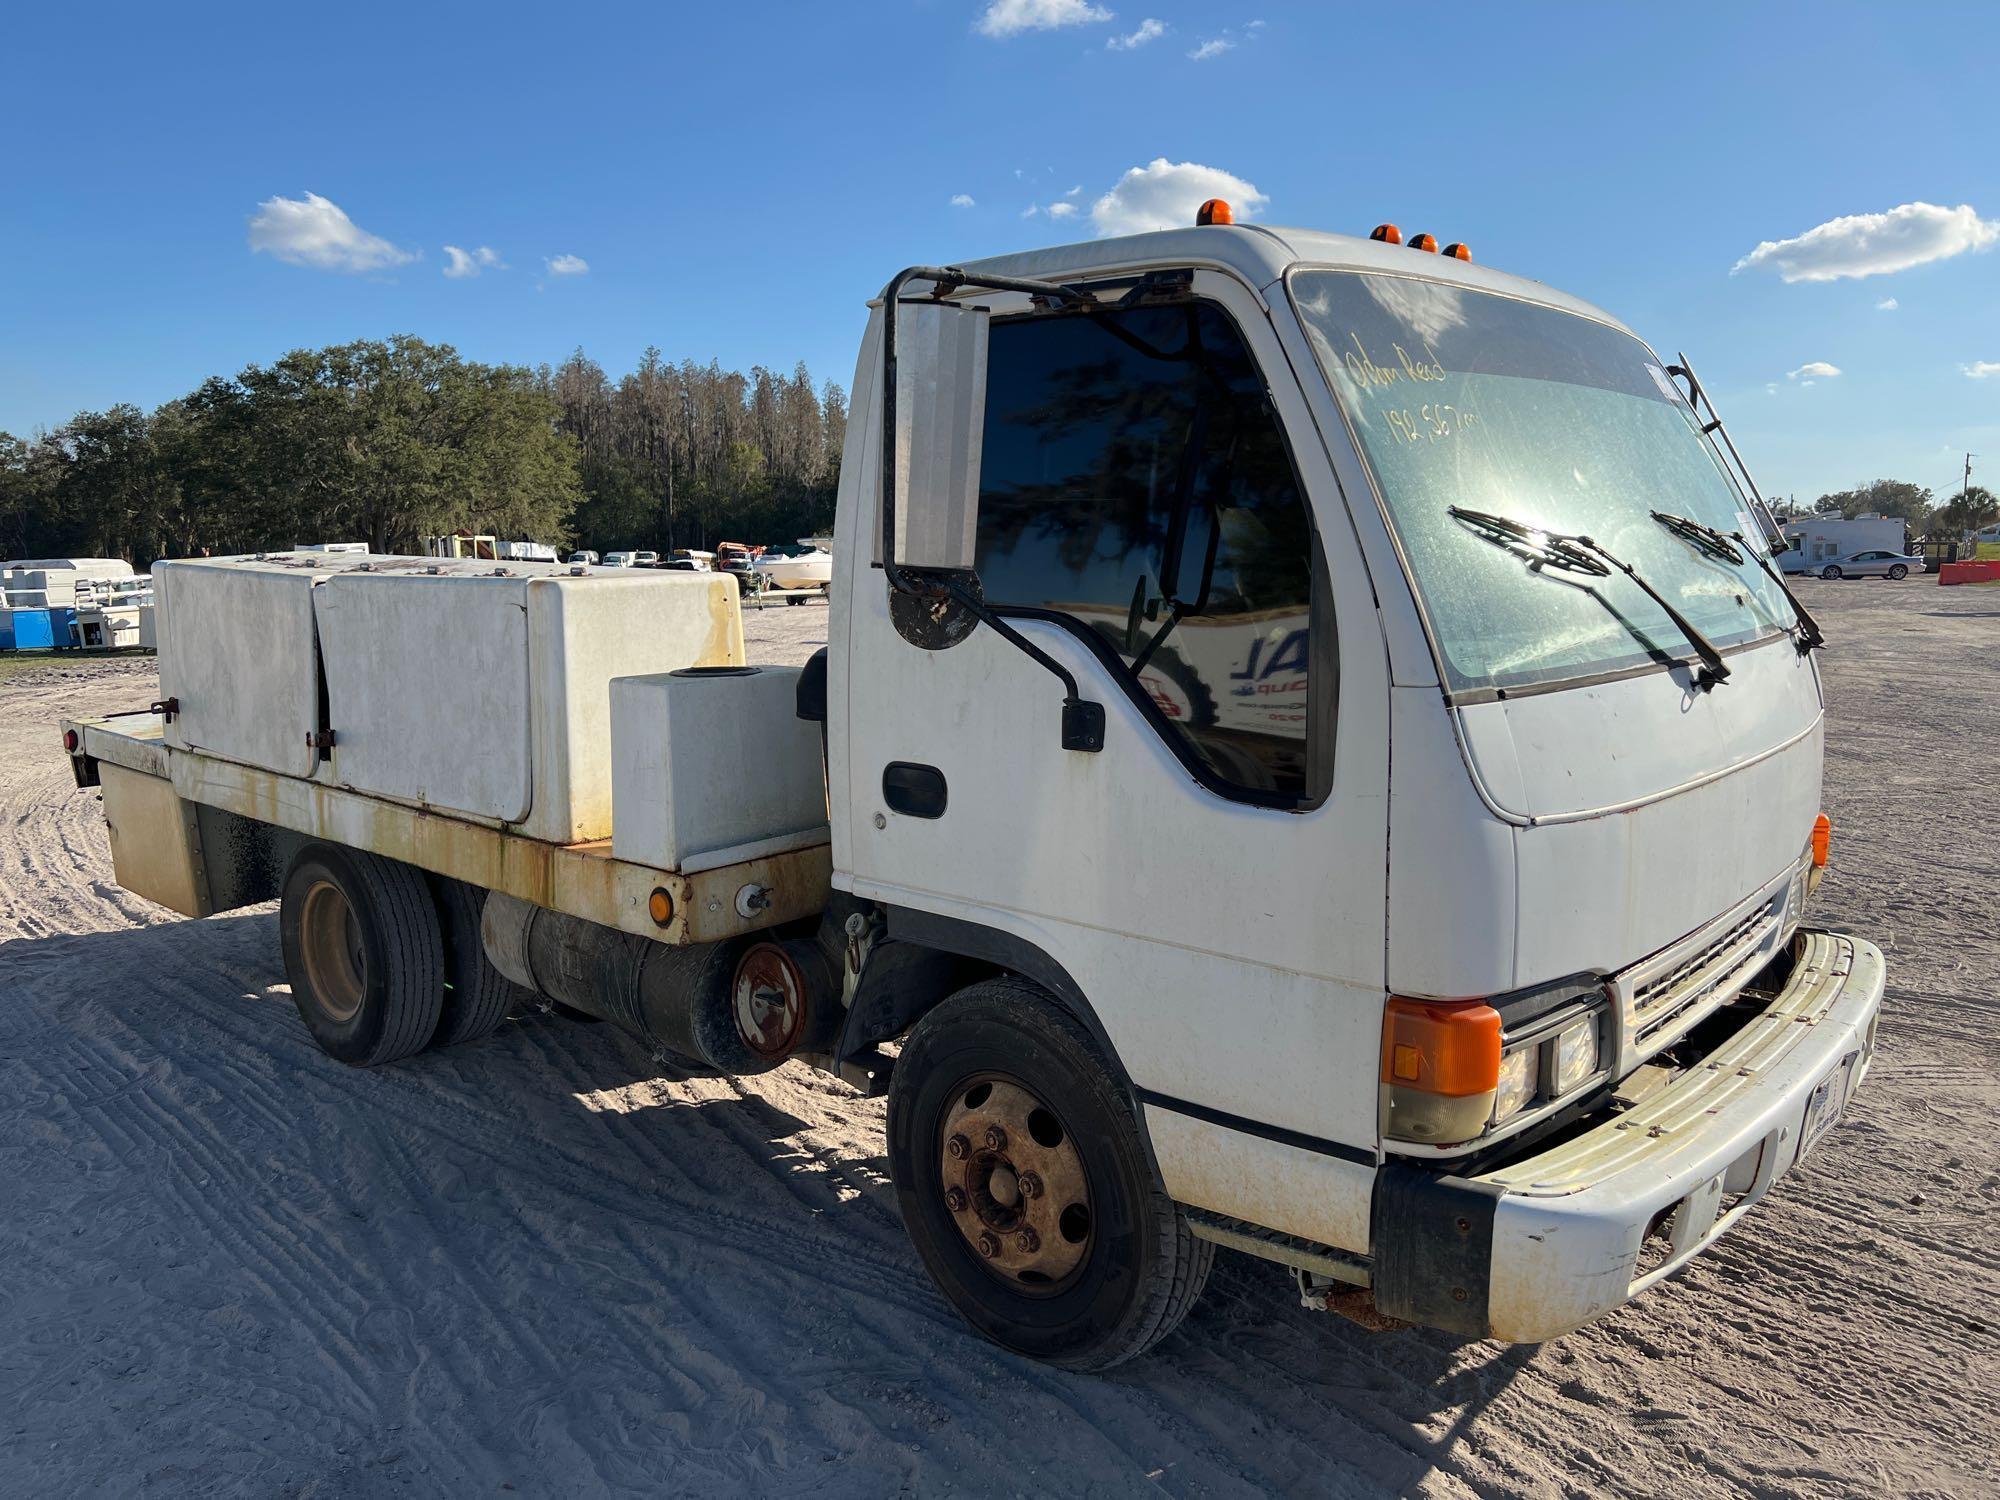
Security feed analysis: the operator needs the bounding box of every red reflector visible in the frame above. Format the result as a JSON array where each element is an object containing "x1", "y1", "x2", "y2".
[{"x1": 63, "y1": 730, "x2": 79, "y2": 752}]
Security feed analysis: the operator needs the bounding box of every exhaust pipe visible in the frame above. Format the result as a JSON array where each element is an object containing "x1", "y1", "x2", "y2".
[{"x1": 480, "y1": 893, "x2": 831, "y2": 1074}]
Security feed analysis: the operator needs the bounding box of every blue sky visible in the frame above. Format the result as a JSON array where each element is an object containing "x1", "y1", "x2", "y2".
[{"x1": 2, "y1": 0, "x2": 1994, "y2": 503}]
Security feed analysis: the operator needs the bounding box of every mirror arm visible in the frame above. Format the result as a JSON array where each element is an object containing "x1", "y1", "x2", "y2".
[{"x1": 935, "y1": 577, "x2": 1107, "y2": 753}]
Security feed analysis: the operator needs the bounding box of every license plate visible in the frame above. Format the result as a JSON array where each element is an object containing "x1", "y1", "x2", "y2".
[{"x1": 1798, "y1": 1052, "x2": 1858, "y2": 1158}]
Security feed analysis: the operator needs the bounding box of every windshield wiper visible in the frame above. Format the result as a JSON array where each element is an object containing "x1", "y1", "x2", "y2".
[
  {"x1": 1650, "y1": 510, "x2": 1825, "y2": 655},
  {"x1": 1451, "y1": 506, "x2": 1732, "y2": 690},
  {"x1": 1650, "y1": 510, "x2": 1744, "y2": 565}
]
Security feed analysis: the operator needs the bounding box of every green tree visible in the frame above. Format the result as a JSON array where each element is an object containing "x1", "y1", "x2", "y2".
[
  {"x1": 1934, "y1": 484, "x2": 1999, "y2": 539},
  {"x1": 1814, "y1": 479, "x2": 1933, "y2": 530}
]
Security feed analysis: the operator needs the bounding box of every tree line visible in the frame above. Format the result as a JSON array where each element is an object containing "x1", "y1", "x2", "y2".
[
  {"x1": 1803, "y1": 477, "x2": 1998, "y2": 539},
  {"x1": 0, "y1": 335, "x2": 848, "y2": 565}
]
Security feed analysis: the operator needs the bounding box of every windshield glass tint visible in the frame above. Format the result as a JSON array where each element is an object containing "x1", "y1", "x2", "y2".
[{"x1": 1291, "y1": 270, "x2": 1793, "y2": 694}]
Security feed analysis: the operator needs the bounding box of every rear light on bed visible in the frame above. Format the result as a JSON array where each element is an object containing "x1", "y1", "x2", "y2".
[
  {"x1": 63, "y1": 729, "x2": 79, "y2": 753},
  {"x1": 1381, "y1": 996, "x2": 1501, "y2": 1143}
]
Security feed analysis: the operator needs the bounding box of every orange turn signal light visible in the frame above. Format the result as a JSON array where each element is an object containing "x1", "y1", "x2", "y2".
[
  {"x1": 1369, "y1": 222, "x2": 1403, "y2": 245},
  {"x1": 648, "y1": 887, "x2": 676, "y2": 927},
  {"x1": 1441, "y1": 241, "x2": 1472, "y2": 262},
  {"x1": 1381, "y1": 997, "x2": 1502, "y2": 1097},
  {"x1": 1811, "y1": 813, "x2": 1832, "y2": 869},
  {"x1": 1408, "y1": 232, "x2": 1439, "y2": 253},
  {"x1": 1196, "y1": 198, "x2": 1234, "y2": 226}
]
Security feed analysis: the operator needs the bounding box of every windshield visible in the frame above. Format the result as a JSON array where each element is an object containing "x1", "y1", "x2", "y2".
[{"x1": 1290, "y1": 269, "x2": 1795, "y2": 695}]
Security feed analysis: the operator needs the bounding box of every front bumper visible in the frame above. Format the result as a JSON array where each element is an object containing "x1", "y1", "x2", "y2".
[{"x1": 1375, "y1": 929, "x2": 1884, "y2": 1341}]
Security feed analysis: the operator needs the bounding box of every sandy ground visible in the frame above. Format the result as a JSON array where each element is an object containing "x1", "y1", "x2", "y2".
[{"x1": 0, "y1": 586, "x2": 1993, "y2": 1498}]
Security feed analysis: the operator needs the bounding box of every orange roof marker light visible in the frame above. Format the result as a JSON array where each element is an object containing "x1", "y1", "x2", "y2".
[
  {"x1": 1196, "y1": 198, "x2": 1234, "y2": 226},
  {"x1": 1442, "y1": 241, "x2": 1472, "y2": 262},
  {"x1": 1369, "y1": 222, "x2": 1403, "y2": 245},
  {"x1": 1408, "y1": 232, "x2": 1439, "y2": 253}
]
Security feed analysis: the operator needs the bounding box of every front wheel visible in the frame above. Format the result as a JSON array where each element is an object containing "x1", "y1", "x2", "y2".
[
  {"x1": 1820, "y1": 565, "x2": 1844, "y2": 580},
  {"x1": 1887, "y1": 564, "x2": 1909, "y2": 580},
  {"x1": 887, "y1": 979, "x2": 1212, "y2": 1370}
]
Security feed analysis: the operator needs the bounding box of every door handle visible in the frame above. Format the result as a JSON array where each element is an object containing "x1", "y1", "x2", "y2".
[{"x1": 882, "y1": 762, "x2": 947, "y2": 819}]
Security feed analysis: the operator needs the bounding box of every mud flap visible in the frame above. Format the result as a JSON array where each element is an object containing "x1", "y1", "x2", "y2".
[{"x1": 1371, "y1": 1163, "x2": 1503, "y2": 1337}]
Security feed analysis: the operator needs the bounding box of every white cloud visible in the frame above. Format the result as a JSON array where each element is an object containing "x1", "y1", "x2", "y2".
[
  {"x1": 1046, "y1": 201, "x2": 1077, "y2": 220},
  {"x1": 1965, "y1": 361, "x2": 2000, "y2": 379},
  {"x1": 1876, "y1": 297, "x2": 1899, "y2": 310},
  {"x1": 544, "y1": 254, "x2": 589, "y2": 277},
  {"x1": 1064, "y1": 184, "x2": 1081, "y2": 198},
  {"x1": 950, "y1": 193, "x2": 976, "y2": 208},
  {"x1": 1188, "y1": 37, "x2": 1233, "y2": 59},
  {"x1": 1107, "y1": 17, "x2": 1165, "y2": 48},
  {"x1": 442, "y1": 245, "x2": 503, "y2": 279},
  {"x1": 1090, "y1": 158, "x2": 1267, "y2": 236},
  {"x1": 1021, "y1": 204, "x2": 1040, "y2": 219},
  {"x1": 976, "y1": 0, "x2": 1110, "y2": 38},
  {"x1": 1788, "y1": 362, "x2": 1842, "y2": 381},
  {"x1": 1732, "y1": 201, "x2": 1999, "y2": 283},
  {"x1": 248, "y1": 192, "x2": 415, "y2": 273}
]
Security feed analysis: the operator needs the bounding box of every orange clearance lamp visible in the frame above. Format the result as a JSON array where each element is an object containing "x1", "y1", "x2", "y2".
[
  {"x1": 1369, "y1": 223, "x2": 1403, "y2": 244},
  {"x1": 1408, "y1": 232, "x2": 1440, "y2": 253},
  {"x1": 1196, "y1": 198, "x2": 1234, "y2": 226}
]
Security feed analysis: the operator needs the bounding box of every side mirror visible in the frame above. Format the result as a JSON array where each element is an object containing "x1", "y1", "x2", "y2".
[{"x1": 886, "y1": 298, "x2": 988, "y2": 574}]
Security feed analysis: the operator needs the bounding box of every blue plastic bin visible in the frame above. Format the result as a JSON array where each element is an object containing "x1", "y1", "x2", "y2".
[{"x1": 10, "y1": 609, "x2": 56, "y2": 649}]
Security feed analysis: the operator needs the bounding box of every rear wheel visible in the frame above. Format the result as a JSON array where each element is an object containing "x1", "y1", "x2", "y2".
[
  {"x1": 281, "y1": 844, "x2": 443, "y2": 1066},
  {"x1": 887, "y1": 978, "x2": 1211, "y2": 1370},
  {"x1": 1887, "y1": 564, "x2": 1909, "y2": 580},
  {"x1": 430, "y1": 878, "x2": 525, "y2": 1048},
  {"x1": 1820, "y1": 565, "x2": 1843, "y2": 580}
]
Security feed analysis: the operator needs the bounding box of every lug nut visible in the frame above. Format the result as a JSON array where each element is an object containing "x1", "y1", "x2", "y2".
[
  {"x1": 1017, "y1": 1227, "x2": 1040, "y2": 1253},
  {"x1": 946, "y1": 1134, "x2": 970, "y2": 1161},
  {"x1": 976, "y1": 1232, "x2": 1000, "y2": 1259},
  {"x1": 944, "y1": 1186, "x2": 968, "y2": 1212},
  {"x1": 984, "y1": 1125, "x2": 1008, "y2": 1152},
  {"x1": 1016, "y1": 1171, "x2": 1043, "y2": 1200}
]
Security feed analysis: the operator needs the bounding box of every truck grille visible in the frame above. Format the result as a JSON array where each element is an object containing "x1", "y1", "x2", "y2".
[{"x1": 1626, "y1": 898, "x2": 1783, "y2": 1054}]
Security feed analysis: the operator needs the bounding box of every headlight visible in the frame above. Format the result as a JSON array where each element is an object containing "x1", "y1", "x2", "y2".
[
  {"x1": 1553, "y1": 1017, "x2": 1600, "y2": 1095},
  {"x1": 1492, "y1": 1045, "x2": 1536, "y2": 1124}
]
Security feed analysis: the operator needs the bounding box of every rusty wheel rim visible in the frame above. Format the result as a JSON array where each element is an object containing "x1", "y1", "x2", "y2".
[
  {"x1": 299, "y1": 879, "x2": 365, "y2": 1023},
  {"x1": 938, "y1": 1077, "x2": 1093, "y2": 1291}
]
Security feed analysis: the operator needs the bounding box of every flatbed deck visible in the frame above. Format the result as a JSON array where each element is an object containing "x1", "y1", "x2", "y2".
[{"x1": 64, "y1": 713, "x2": 832, "y2": 945}]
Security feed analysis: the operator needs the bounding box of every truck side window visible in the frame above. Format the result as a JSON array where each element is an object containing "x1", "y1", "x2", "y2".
[{"x1": 974, "y1": 299, "x2": 1323, "y2": 805}]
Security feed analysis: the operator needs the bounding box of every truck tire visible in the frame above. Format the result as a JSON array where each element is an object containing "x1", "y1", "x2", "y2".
[
  {"x1": 886, "y1": 978, "x2": 1212, "y2": 1370},
  {"x1": 280, "y1": 844, "x2": 444, "y2": 1067},
  {"x1": 430, "y1": 878, "x2": 525, "y2": 1049}
]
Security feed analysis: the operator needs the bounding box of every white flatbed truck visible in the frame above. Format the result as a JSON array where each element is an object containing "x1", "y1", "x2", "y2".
[{"x1": 63, "y1": 213, "x2": 1883, "y2": 1370}]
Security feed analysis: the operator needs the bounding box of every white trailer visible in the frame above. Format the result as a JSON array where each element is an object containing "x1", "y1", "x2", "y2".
[
  {"x1": 1778, "y1": 515, "x2": 1906, "y2": 572},
  {"x1": 63, "y1": 215, "x2": 1882, "y2": 1370}
]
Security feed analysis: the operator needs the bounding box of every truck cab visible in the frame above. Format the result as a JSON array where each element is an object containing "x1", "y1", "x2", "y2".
[{"x1": 825, "y1": 220, "x2": 1879, "y2": 1358}]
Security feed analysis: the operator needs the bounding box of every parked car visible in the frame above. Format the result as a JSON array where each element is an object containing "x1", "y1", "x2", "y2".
[{"x1": 1816, "y1": 550, "x2": 1921, "y2": 581}]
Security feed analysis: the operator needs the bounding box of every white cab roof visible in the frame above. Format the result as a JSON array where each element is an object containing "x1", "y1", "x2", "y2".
[{"x1": 955, "y1": 224, "x2": 1629, "y2": 334}]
